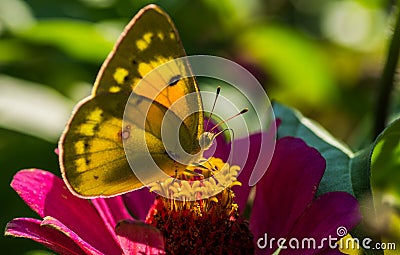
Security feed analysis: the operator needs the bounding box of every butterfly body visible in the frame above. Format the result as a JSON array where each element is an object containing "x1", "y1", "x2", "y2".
[{"x1": 59, "y1": 5, "x2": 205, "y2": 198}]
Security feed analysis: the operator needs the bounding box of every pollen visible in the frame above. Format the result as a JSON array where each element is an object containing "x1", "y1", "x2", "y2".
[{"x1": 148, "y1": 157, "x2": 241, "y2": 202}]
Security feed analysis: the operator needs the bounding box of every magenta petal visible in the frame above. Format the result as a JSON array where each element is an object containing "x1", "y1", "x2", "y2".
[
  {"x1": 278, "y1": 248, "x2": 344, "y2": 255},
  {"x1": 115, "y1": 219, "x2": 165, "y2": 255},
  {"x1": 92, "y1": 196, "x2": 133, "y2": 243},
  {"x1": 284, "y1": 192, "x2": 361, "y2": 255},
  {"x1": 250, "y1": 137, "x2": 326, "y2": 244},
  {"x1": 316, "y1": 249, "x2": 344, "y2": 255},
  {"x1": 5, "y1": 218, "x2": 85, "y2": 255},
  {"x1": 41, "y1": 216, "x2": 105, "y2": 255},
  {"x1": 11, "y1": 169, "x2": 121, "y2": 254},
  {"x1": 123, "y1": 188, "x2": 155, "y2": 220},
  {"x1": 205, "y1": 132, "x2": 230, "y2": 161},
  {"x1": 231, "y1": 132, "x2": 270, "y2": 211}
]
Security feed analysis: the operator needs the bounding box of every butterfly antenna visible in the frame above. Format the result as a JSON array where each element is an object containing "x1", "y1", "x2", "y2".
[
  {"x1": 205, "y1": 86, "x2": 221, "y2": 131},
  {"x1": 209, "y1": 108, "x2": 248, "y2": 132}
]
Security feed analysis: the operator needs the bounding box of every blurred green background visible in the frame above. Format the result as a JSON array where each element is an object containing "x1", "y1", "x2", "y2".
[{"x1": 0, "y1": 0, "x2": 397, "y2": 254}]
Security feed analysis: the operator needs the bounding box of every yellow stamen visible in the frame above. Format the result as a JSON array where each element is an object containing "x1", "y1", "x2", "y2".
[{"x1": 147, "y1": 157, "x2": 241, "y2": 202}]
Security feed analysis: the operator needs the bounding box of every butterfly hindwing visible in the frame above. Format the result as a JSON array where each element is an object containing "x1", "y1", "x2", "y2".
[{"x1": 60, "y1": 92, "x2": 143, "y2": 197}]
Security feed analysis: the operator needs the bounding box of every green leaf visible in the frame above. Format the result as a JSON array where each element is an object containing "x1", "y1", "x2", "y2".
[
  {"x1": 371, "y1": 118, "x2": 400, "y2": 197},
  {"x1": 370, "y1": 119, "x2": 400, "y2": 252},
  {"x1": 350, "y1": 146, "x2": 373, "y2": 200},
  {"x1": 273, "y1": 101, "x2": 357, "y2": 196},
  {"x1": 273, "y1": 102, "x2": 382, "y2": 255},
  {"x1": 368, "y1": 118, "x2": 400, "y2": 254},
  {"x1": 17, "y1": 19, "x2": 114, "y2": 63}
]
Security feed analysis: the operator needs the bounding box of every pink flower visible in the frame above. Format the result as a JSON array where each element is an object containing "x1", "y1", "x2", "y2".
[
  {"x1": 5, "y1": 134, "x2": 361, "y2": 254},
  {"x1": 229, "y1": 135, "x2": 361, "y2": 254},
  {"x1": 5, "y1": 169, "x2": 164, "y2": 254}
]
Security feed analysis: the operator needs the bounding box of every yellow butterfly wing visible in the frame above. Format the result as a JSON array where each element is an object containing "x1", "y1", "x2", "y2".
[
  {"x1": 93, "y1": 4, "x2": 202, "y2": 133},
  {"x1": 59, "y1": 4, "x2": 203, "y2": 198},
  {"x1": 60, "y1": 93, "x2": 139, "y2": 196}
]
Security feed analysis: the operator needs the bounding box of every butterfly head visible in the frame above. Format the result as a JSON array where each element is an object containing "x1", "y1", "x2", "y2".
[{"x1": 199, "y1": 131, "x2": 214, "y2": 151}]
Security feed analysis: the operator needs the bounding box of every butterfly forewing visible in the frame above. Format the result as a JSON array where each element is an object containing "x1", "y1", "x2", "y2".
[
  {"x1": 60, "y1": 5, "x2": 204, "y2": 197},
  {"x1": 93, "y1": 5, "x2": 203, "y2": 142}
]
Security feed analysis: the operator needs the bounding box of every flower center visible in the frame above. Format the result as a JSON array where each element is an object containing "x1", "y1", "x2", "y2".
[{"x1": 145, "y1": 158, "x2": 254, "y2": 254}]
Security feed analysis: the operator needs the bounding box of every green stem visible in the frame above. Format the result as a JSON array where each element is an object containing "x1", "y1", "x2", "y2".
[{"x1": 374, "y1": 6, "x2": 400, "y2": 137}]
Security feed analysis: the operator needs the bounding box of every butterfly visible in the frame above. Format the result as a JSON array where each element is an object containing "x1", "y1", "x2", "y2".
[{"x1": 59, "y1": 4, "x2": 208, "y2": 198}]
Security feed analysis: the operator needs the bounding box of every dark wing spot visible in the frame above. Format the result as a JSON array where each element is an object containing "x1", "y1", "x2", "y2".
[
  {"x1": 93, "y1": 175, "x2": 99, "y2": 180},
  {"x1": 168, "y1": 75, "x2": 181, "y2": 86},
  {"x1": 85, "y1": 158, "x2": 91, "y2": 165},
  {"x1": 124, "y1": 74, "x2": 130, "y2": 82}
]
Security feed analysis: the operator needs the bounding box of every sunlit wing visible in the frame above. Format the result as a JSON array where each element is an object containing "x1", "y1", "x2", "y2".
[
  {"x1": 59, "y1": 5, "x2": 204, "y2": 197},
  {"x1": 93, "y1": 5, "x2": 203, "y2": 140}
]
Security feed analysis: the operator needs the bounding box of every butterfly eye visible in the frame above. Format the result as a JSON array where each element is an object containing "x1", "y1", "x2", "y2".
[{"x1": 168, "y1": 75, "x2": 181, "y2": 86}]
